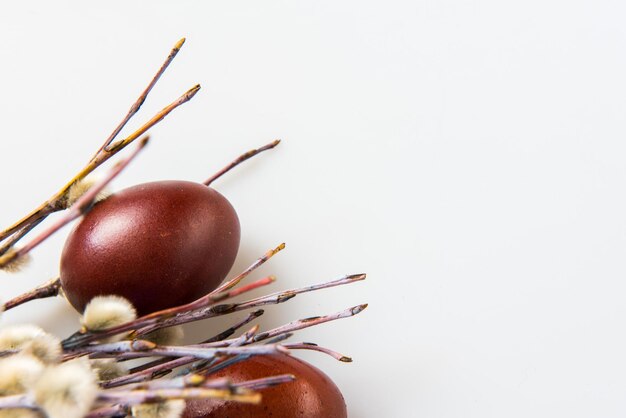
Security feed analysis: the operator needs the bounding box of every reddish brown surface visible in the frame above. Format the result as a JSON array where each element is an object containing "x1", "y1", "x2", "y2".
[
  {"x1": 183, "y1": 354, "x2": 348, "y2": 418},
  {"x1": 60, "y1": 180, "x2": 240, "y2": 316}
]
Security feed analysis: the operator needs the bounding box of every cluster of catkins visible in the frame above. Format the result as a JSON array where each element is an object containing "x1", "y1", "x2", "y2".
[{"x1": 0, "y1": 295, "x2": 187, "y2": 418}]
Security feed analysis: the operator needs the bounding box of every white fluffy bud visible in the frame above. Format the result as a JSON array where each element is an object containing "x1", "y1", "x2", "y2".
[
  {"x1": 33, "y1": 359, "x2": 98, "y2": 418},
  {"x1": 0, "y1": 325, "x2": 61, "y2": 363},
  {"x1": 81, "y1": 295, "x2": 137, "y2": 332},
  {"x1": 131, "y1": 400, "x2": 185, "y2": 418}
]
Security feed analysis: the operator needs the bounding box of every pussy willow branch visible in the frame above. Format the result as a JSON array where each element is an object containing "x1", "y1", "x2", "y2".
[
  {"x1": 0, "y1": 137, "x2": 150, "y2": 270},
  {"x1": 134, "y1": 304, "x2": 365, "y2": 384},
  {"x1": 213, "y1": 242, "x2": 285, "y2": 294},
  {"x1": 2, "y1": 277, "x2": 61, "y2": 311},
  {"x1": 0, "y1": 38, "x2": 195, "y2": 252},
  {"x1": 99, "y1": 387, "x2": 261, "y2": 405},
  {"x1": 94, "y1": 38, "x2": 186, "y2": 157},
  {"x1": 117, "y1": 326, "x2": 259, "y2": 385},
  {"x1": 204, "y1": 139, "x2": 281, "y2": 186},
  {"x1": 135, "y1": 273, "x2": 366, "y2": 336},
  {"x1": 100, "y1": 304, "x2": 363, "y2": 389},
  {"x1": 283, "y1": 342, "x2": 352, "y2": 362},
  {"x1": 121, "y1": 311, "x2": 263, "y2": 372},
  {"x1": 84, "y1": 405, "x2": 128, "y2": 418},
  {"x1": 62, "y1": 242, "x2": 291, "y2": 348},
  {"x1": 66, "y1": 340, "x2": 287, "y2": 361},
  {"x1": 103, "y1": 313, "x2": 265, "y2": 388},
  {"x1": 0, "y1": 386, "x2": 261, "y2": 412},
  {"x1": 62, "y1": 275, "x2": 276, "y2": 349},
  {"x1": 251, "y1": 304, "x2": 368, "y2": 343},
  {"x1": 178, "y1": 324, "x2": 260, "y2": 379}
]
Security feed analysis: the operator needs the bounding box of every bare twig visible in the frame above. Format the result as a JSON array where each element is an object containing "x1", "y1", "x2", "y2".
[
  {"x1": 66, "y1": 340, "x2": 287, "y2": 361},
  {"x1": 2, "y1": 277, "x2": 61, "y2": 311},
  {"x1": 212, "y1": 243, "x2": 285, "y2": 294},
  {"x1": 93, "y1": 38, "x2": 186, "y2": 156},
  {"x1": 283, "y1": 342, "x2": 352, "y2": 362},
  {"x1": 99, "y1": 387, "x2": 260, "y2": 405},
  {"x1": 0, "y1": 138, "x2": 150, "y2": 270},
  {"x1": 134, "y1": 274, "x2": 366, "y2": 335},
  {"x1": 204, "y1": 139, "x2": 280, "y2": 187},
  {"x1": 252, "y1": 304, "x2": 368, "y2": 343},
  {"x1": 0, "y1": 39, "x2": 196, "y2": 252},
  {"x1": 62, "y1": 275, "x2": 275, "y2": 349}
]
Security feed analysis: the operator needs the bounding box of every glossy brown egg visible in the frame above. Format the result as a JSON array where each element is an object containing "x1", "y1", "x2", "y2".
[
  {"x1": 60, "y1": 180, "x2": 240, "y2": 316},
  {"x1": 183, "y1": 354, "x2": 348, "y2": 418}
]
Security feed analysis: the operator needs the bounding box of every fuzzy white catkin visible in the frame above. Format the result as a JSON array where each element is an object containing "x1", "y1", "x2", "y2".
[
  {"x1": 33, "y1": 358, "x2": 98, "y2": 418},
  {"x1": 0, "y1": 354, "x2": 44, "y2": 394},
  {"x1": 0, "y1": 355, "x2": 44, "y2": 418},
  {"x1": 0, "y1": 251, "x2": 31, "y2": 274},
  {"x1": 89, "y1": 359, "x2": 128, "y2": 381},
  {"x1": 131, "y1": 400, "x2": 186, "y2": 418},
  {"x1": 81, "y1": 295, "x2": 137, "y2": 332},
  {"x1": 0, "y1": 325, "x2": 61, "y2": 364},
  {"x1": 65, "y1": 177, "x2": 109, "y2": 208},
  {"x1": 143, "y1": 326, "x2": 184, "y2": 346}
]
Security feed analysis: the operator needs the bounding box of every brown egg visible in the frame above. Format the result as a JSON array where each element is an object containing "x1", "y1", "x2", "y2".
[
  {"x1": 60, "y1": 180, "x2": 240, "y2": 316},
  {"x1": 183, "y1": 354, "x2": 348, "y2": 418}
]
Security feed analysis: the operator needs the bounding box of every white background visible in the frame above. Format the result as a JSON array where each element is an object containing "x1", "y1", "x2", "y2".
[{"x1": 1, "y1": 1, "x2": 626, "y2": 417}]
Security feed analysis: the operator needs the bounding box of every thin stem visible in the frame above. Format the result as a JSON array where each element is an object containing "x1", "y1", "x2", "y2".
[
  {"x1": 235, "y1": 374, "x2": 296, "y2": 390},
  {"x1": 0, "y1": 218, "x2": 44, "y2": 257},
  {"x1": 252, "y1": 304, "x2": 368, "y2": 343},
  {"x1": 103, "y1": 85, "x2": 200, "y2": 154},
  {"x1": 62, "y1": 275, "x2": 274, "y2": 349},
  {"x1": 0, "y1": 40, "x2": 193, "y2": 248},
  {"x1": 283, "y1": 342, "x2": 352, "y2": 362},
  {"x1": 2, "y1": 277, "x2": 61, "y2": 311},
  {"x1": 212, "y1": 243, "x2": 285, "y2": 294},
  {"x1": 92, "y1": 38, "x2": 186, "y2": 157},
  {"x1": 84, "y1": 405, "x2": 128, "y2": 418},
  {"x1": 103, "y1": 311, "x2": 265, "y2": 388},
  {"x1": 99, "y1": 387, "x2": 260, "y2": 405},
  {"x1": 134, "y1": 273, "x2": 365, "y2": 336},
  {"x1": 0, "y1": 393, "x2": 37, "y2": 409},
  {"x1": 0, "y1": 138, "x2": 150, "y2": 271},
  {"x1": 67, "y1": 340, "x2": 287, "y2": 360},
  {"x1": 204, "y1": 310, "x2": 265, "y2": 344},
  {"x1": 204, "y1": 139, "x2": 280, "y2": 186}
]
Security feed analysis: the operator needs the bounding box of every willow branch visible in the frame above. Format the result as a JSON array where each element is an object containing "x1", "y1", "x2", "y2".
[
  {"x1": 212, "y1": 242, "x2": 285, "y2": 294},
  {"x1": 136, "y1": 273, "x2": 366, "y2": 335},
  {"x1": 2, "y1": 277, "x2": 61, "y2": 311},
  {"x1": 204, "y1": 139, "x2": 281, "y2": 186},
  {"x1": 0, "y1": 137, "x2": 150, "y2": 271},
  {"x1": 252, "y1": 304, "x2": 368, "y2": 343},
  {"x1": 0, "y1": 40, "x2": 193, "y2": 250},
  {"x1": 283, "y1": 342, "x2": 352, "y2": 362},
  {"x1": 62, "y1": 275, "x2": 274, "y2": 349},
  {"x1": 93, "y1": 38, "x2": 185, "y2": 156}
]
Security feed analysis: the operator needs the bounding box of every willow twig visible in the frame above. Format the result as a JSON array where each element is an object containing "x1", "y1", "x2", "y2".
[
  {"x1": 283, "y1": 342, "x2": 352, "y2": 362},
  {"x1": 84, "y1": 405, "x2": 128, "y2": 418},
  {"x1": 235, "y1": 374, "x2": 296, "y2": 390},
  {"x1": 99, "y1": 387, "x2": 261, "y2": 405},
  {"x1": 212, "y1": 243, "x2": 285, "y2": 293},
  {"x1": 62, "y1": 275, "x2": 275, "y2": 349},
  {"x1": 103, "y1": 314, "x2": 264, "y2": 388},
  {"x1": 0, "y1": 39, "x2": 193, "y2": 252},
  {"x1": 93, "y1": 38, "x2": 186, "y2": 156},
  {"x1": 2, "y1": 277, "x2": 61, "y2": 311},
  {"x1": 204, "y1": 139, "x2": 281, "y2": 187},
  {"x1": 252, "y1": 304, "x2": 368, "y2": 343},
  {"x1": 135, "y1": 273, "x2": 366, "y2": 336},
  {"x1": 67, "y1": 340, "x2": 287, "y2": 361},
  {"x1": 0, "y1": 137, "x2": 150, "y2": 271}
]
